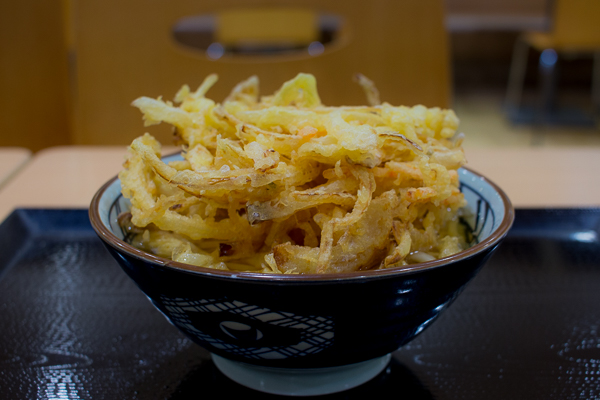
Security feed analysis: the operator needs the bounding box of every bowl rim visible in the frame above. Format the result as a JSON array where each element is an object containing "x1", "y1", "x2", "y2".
[{"x1": 89, "y1": 165, "x2": 514, "y2": 283}]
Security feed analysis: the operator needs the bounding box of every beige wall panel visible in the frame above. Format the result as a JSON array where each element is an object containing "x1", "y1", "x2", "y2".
[{"x1": 0, "y1": 1, "x2": 70, "y2": 151}]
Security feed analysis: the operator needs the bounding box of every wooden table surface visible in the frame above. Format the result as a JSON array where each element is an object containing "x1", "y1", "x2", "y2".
[
  {"x1": 0, "y1": 147, "x2": 31, "y2": 189},
  {"x1": 0, "y1": 145, "x2": 599, "y2": 223}
]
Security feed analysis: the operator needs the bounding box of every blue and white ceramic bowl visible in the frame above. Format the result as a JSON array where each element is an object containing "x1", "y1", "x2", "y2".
[{"x1": 89, "y1": 155, "x2": 514, "y2": 396}]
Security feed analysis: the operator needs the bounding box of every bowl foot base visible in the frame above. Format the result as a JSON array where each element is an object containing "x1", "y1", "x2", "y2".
[{"x1": 211, "y1": 353, "x2": 391, "y2": 396}]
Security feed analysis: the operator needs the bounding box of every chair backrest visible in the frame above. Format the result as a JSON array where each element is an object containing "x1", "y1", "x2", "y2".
[
  {"x1": 70, "y1": 0, "x2": 451, "y2": 146},
  {"x1": 551, "y1": 0, "x2": 600, "y2": 49}
]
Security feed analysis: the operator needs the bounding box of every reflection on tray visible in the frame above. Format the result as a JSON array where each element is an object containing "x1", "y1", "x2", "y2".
[{"x1": 1, "y1": 208, "x2": 600, "y2": 399}]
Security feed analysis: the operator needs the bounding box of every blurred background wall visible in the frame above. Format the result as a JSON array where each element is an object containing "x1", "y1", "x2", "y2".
[
  {"x1": 0, "y1": 0, "x2": 71, "y2": 151},
  {"x1": 1, "y1": 0, "x2": 598, "y2": 152},
  {"x1": 447, "y1": 0, "x2": 550, "y2": 89}
]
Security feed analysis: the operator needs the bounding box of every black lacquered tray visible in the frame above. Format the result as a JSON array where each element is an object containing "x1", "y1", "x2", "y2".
[{"x1": 1, "y1": 208, "x2": 599, "y2": 399}]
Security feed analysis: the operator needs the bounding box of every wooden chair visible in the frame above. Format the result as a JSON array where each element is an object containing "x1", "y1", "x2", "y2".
[
  {"x1": 68, "y1": 0, "x2": 451, "y2": 146},
  {"x1": 505, "y1": 0, "x2": 600, "y2": 124}
]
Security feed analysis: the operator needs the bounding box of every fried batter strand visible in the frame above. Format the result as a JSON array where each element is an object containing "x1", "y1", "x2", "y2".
[{"x1": 119, "y1": 73, "x2": 468, "y2": 274}]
